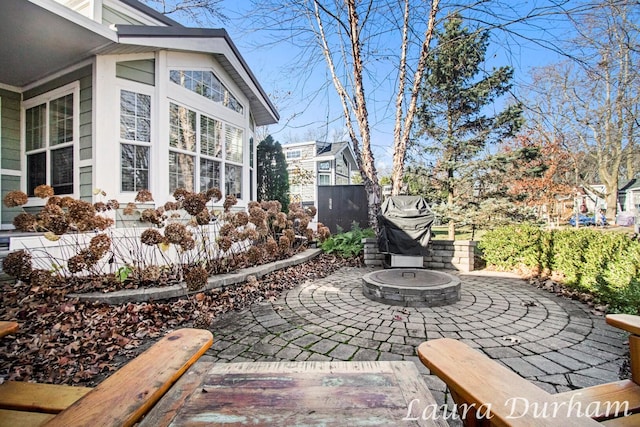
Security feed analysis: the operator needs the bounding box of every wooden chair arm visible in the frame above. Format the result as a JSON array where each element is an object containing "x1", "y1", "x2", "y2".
[
  {"x1": 418, "y1": 338, "x2": 600, "y2": 426},
  {"x1": 606, "y1": 314, "x2": 640, "y2": 336},
  {"x1": 44, "y1": 328, "x2": 213, "y2": 427}
]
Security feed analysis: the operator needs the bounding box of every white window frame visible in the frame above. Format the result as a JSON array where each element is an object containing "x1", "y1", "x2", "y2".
[
  {"x1": 286, "y1": 150, "x2": 301, "y2": 160},
  {"x1": 22, "y1": 81, "x2": 80, "y2": 203}
]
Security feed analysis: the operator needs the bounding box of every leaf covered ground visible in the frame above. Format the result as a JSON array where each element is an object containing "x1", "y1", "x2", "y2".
[{"x1": 0, "y1": 254, "x2": 358, "y2": 386}]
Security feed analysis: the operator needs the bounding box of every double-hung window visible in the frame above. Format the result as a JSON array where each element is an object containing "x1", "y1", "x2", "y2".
[
  {"x1": 24, "y1": 86, "x2": 77, "y2": 196},
  {"x1": 120, "y1": 89, "x2": 151, "y2": 192}
]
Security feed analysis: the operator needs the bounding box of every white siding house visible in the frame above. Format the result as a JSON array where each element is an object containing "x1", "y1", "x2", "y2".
[
  {"x1": 0, "y1": 0, "x2": 278, "y2": 228},
  {"x1": 281, "y1": 140, "x2": 358, "y2": 208}
]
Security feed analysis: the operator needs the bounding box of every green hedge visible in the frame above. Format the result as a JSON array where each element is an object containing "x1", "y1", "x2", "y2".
[{"x1": 479, "y1": 224, "x2": 640, "y2": 314}]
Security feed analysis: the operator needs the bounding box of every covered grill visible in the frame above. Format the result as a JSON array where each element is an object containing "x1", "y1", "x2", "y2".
[{"x1": 377, "y1": 196, "x2": 434, "y2": 256}]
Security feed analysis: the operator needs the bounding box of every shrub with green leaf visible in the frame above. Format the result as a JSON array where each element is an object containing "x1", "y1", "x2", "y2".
[
  {"x1": 320, "y1": 223, "x2": 375, "y2": 258},
  {"x1": 480, "y1": 224, "x2": 640, "y2": 314}
]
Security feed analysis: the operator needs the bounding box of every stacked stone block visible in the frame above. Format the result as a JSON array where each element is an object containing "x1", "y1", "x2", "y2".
[{"x1": 362, "y1": 238, "x2": 477, "y2": 271}]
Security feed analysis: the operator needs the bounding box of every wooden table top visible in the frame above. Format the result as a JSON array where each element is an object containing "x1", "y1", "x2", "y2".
[
  {"x1": 141, "y1": 359, "x2": 448, "y2": 426},
  {"x1": 0, "y1": 322, "x2": 18, "y2": 339}
]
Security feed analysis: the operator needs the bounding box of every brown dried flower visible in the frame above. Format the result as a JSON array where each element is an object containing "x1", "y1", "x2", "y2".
[
  {"x1": 135, "y1": 189, "x2": 154, "y2": 203},
  {"x1": 140, "y1": 209, "x2": 163, "y2": 226},
  {"x1": 3, "y1": 191, "x2": 28, "y2": 208},
  {"x1": 164, "y1": 201, "x2": 180, "y2": 211},
  {"x1": 180, "y1": 237, "x2": 196, "y2": 251},
  {"x1": 13, "y1": 213, "x2": 38, "y2": 231},
  {"x1": 89, "y1": 234, "x2": 111, "y2": 258},
  {"x1": 67, "y1": 200, "x2": 96, "y2": 224},
  {"x1": 141, "y1": 265, "x2": 162, "y2": 282},
  {"x1": 246, "y1": 246, "x2": 262, "y2": 264},
  {"x1": 205, "y1": 187, "x2": 222, "y2": 202},
  {"x1": 265, "y1": 237, "x2": 278, "y2": 255},
  {"x1": 93, "y1": 202, "x2": 108, "y2": 212},
  {"x1": 279, "y1": 235, "x2": 291, "y2": 253},
  {"x1": 185, "y1": 266, "x2": 208, "y2": 291},
  {"x1": 173, "y1": 188, "x2": 189, "y2": 202},
  {"x1": 107, "y1": 199, "x2": 120, "y2": 210},
  {"x1": 60, "y1": 196, "x2": 75, "y2": 208},
  {"x1": 218, "y1": 223, "x2": 235, "y2": 238},
  {"x1": 33, "y1": 185, "x2": 55, "y2": 199},
  {"x1": 3, "y1": 250, "x2": 32, "y2": 280},
  {"x1": 140, "y1": 228, "x2": 164, "y2": 246},
  {"x1": 183, "y1": 193, "x2": 207, "y2": 216},
  {"x1": 67, "y1": 253, "x2": 88, "y2": 273},
  {"x1": 195, "y1": 209, "x2": 211, "y2": 225},
  {"x1": 248, "y1": 206, "x2": 267, "y2": 226},
  {"x1": 123, "y1": 202, "x2": 137, "y2": 216},
  {"x1": 164, "y1": 223, "x2": 188, "y2": 244},
  {"x1": 46, "y1": 196, "x2": 62, "y2": 206},
  {"x1": 232, "y1": 211, "x2": 249, "y2": 227},
  {"x1": 30, "y1": 268, "x2": 58, "y2": 288},
  {"x1": 223, "y1": 195, "x2": 237, "y2": 212},
  {"x1": 217, "y1": 236, "x2": 233, "y2": 252}
]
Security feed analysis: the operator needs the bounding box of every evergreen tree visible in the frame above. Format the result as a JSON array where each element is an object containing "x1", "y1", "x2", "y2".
[
  {"x1": 257, "y1": 135, "x2": 289, "y2": 211},
  {"x1": 414, "y1": 13, "x2": 523, "y2": 238}
]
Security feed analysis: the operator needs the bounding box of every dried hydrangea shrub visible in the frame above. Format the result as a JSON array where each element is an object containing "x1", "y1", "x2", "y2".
[
  {"x1": 185, "y1": 266, "x2": 208, "y2": 291},
  {"x1": 223, "y1": 195, "x2": 237, "y2": 212},
  {"x1": 183, "y1": 193, "x2": 207, "y2": 216},
  {"x1": 135, "y1": 189, "x2": 154, "y2": 203},
  {"x1": 13, "y1": 213, "x2": 38, "y2": 232},
  {"x1": 3, "y1": 191, "x2": 28, "y2": 208},
  {"x1": 2, "y1": 250, "x2": 32, "y2": 281},
  {"x1": 164, "y1": 223, "x2": 190, "y2": 244},
  {"x1": 140, "y1": 229, "x2": 164, "y2": 246},
  {"x1": 33, "y1": 185, "x2": 55, "y2": 199}
]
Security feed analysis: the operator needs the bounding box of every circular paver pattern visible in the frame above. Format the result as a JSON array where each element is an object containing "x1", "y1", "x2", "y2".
[{"x1": 207, "y1": 266, "x2": 628, "y2": 409}]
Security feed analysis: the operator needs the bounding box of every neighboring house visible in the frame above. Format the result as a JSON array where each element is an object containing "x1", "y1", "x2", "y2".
[
  {"x1": 618, "y1": 179, "x2": 640, "y2": 213},
  {"x1": 281, "y1": 140, "x2": 358, "y2": 207},
  {"x1": 0, "y1": 0, "x2": 278, "y2": 229}
]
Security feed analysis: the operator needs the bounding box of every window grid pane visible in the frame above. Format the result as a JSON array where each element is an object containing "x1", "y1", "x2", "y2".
[
  {"x1": 225, "y1": 125, "x2": 243, "y2": 163},
  {"x1": 25, "y1": 104, "x2": 46, "y2": 152},
  {"x1": 27, "y1": 152, "x2": 46, "y2": 196},
  {"x1": 51, "y1": 146, "x2": 74, "y2": 195},
  {"x1": 200, "y1": 158, "x2": 221, "y2": 192},
  {"x1": 169, "y1": 69, "x2": 243, "y2": 114},
  {"x1": 169, "y1": 103, "x2": 196, "y2": 151},
  {"x1": 120, "y1": 90, "x2": 151, "y2": 142},
  {"x1": 121, "y1": 144, "x2": 149, "y2": 192},
  {"x1": 50, "y1": 94, "x2": 73, "y2": 146},
  {"x1": 225, "y1": 163, "x2": 242, "y2": 198},
  {"x1": 200, "y1": 115, "x2": 222, "y2": 158},
  {"x1": 169, "y1": 151, "x2": 195, "y2": 193}
]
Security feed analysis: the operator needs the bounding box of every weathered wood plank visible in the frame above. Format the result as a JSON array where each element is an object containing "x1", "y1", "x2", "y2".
[
  {"x1": 0, "y1": 408, "x2": 55, "y2": 427},
  {"x1": 143, "y1": 360, "x2": 448, "y2": 426},
  {"x1": 138, "y1": 359, "x2": 215, "y2": 426},
  {"x1": 0, "y1": 382, "x2": 92, "y2": 413},
  {"x1": 43, "y1": 328, "x2": 213, "y2": 427}
]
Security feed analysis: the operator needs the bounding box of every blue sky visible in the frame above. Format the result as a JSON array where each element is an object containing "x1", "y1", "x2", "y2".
[{"x1": 173, "y1": 1, "x2": 577, "y2": 173}]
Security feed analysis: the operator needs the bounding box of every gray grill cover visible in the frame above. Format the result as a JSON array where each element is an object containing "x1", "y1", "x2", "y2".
[{"x1": 377, "y1": 196, "x2": 434, "y2": 255}]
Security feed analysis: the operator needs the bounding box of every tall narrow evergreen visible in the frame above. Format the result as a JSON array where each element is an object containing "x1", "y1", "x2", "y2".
[
  {"x1": 257, "y1": 135, "x2": 289, "y2": 211},
  {"x1": 415, "y1": 13, "x2": 523, "y2": 238}
]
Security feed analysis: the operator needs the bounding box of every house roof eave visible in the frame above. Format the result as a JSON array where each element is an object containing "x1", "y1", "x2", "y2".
[{"x1": 115, "y1": 26, "x2": 279, "y2": 126}]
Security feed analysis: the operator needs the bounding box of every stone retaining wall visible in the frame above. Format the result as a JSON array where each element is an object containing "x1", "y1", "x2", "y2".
[{"x1": 363, "y1": 238, "x2": 478, "y2": 272}]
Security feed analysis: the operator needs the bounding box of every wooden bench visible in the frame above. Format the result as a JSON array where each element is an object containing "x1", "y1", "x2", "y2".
[
  {"x1": 0, "y1": 328, "x2": 213, "y2": 427},
  {"x1": 418, "y1": 314, "x2": 640, "y2": 426}
]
